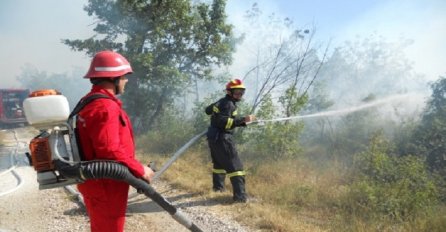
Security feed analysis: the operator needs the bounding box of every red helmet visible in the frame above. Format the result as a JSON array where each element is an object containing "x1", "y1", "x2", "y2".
[
  {"x1": 226, "y1": 79, "x2": 246, "y2": 90},
  {"x1": 84, "y1": 51, "x2": 133, "y2": 78}
]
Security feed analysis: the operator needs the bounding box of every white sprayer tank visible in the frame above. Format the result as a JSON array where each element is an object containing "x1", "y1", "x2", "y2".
[{"x1": 23, "y1": 89, "x2": 70, "y2": 129}]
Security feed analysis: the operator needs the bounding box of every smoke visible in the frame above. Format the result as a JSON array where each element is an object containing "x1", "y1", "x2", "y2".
[
  {"x1": 219, "y1": 1, "x2": 443, "y2": 123},
  {"x1": 0, "y1": 0, "x2": 92, "y2": 88},
  {"x1": 334, "y1": 0, "x2": 446, "y2": 80},
  {"x1": 258, "y1": 93, "x2": 425, "y2": 122},
  {"x1": 225, "y1": 0, "x2": 446, "y2": 84}
]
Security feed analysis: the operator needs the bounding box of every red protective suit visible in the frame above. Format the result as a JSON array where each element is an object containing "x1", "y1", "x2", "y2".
[{"x1": 76, "y1": 85, "x2": 144, "y2": 232}]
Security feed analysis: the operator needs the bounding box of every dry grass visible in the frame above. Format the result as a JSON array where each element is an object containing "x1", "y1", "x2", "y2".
[
  {"x1": 138, "y1": 149, "x2": 343, "y2": 231},
  {"x1": 137, "y1": 149, "x2": 446, "y2": 232}
]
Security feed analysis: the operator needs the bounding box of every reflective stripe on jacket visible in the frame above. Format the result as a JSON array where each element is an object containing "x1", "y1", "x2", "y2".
[{"x1": 205, "y1": 95, "x2": 246, "y2": 135}]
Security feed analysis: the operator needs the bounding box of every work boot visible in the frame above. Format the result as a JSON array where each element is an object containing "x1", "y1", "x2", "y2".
[
  {"x1": 212, "y1": 173, "x2": 226, "y2": 192},
  {"x1": 230, "y1": 176, "x2": 247, "y2": 203}
]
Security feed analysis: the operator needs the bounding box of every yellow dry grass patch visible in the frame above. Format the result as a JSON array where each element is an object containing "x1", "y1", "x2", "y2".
[
  {"x1": 137, "y1": 148, "x2": 446, "y2": 231},
  {"x1": 139, "y1": 150, "x2": 340, "y2": 231}
]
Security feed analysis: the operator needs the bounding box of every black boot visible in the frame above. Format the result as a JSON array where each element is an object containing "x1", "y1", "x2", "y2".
[
  {"x1": 212, "y1": 173, "x2": 226, "y2": 192},
  {"x1": 230, "y1": 176, "x2": 247, "y2": 203}
]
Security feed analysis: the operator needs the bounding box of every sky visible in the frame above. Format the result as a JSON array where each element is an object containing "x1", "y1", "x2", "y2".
[{"x1": 1, "y1": 0, "x2": 445, "y2": 88}]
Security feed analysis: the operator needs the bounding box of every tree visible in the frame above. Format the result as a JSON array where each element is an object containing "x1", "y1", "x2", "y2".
[
  {"x1": 238, "y1": 4, "x2": 328, "y2": 115},
  {"x1": 63, "y1": 0, "x2": 235, "y2": 132},
  {"x1": 412, "y1": 77, "x2": 446, "y2": 177},
  {"x1": 226, "y1": 4, "x2": 329, "y2": 160},
  {"x1": 299, "y1": 82, "x2": 335, "y2": 148}
]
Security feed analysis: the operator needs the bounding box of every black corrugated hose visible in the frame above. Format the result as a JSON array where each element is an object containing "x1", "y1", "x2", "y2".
[{"x1": 55, "y1": 160, "x2": 203, "y2": 232}]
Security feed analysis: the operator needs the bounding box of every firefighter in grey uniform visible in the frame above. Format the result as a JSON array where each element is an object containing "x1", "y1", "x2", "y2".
[{"x1": 205, "y1": 79, "x2": 255, "y2": 203}]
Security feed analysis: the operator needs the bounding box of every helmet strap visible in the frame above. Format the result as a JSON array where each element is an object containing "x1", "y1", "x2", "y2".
[
  {"x1": 90, "y1": 78, "x2": 105, "y2": 85},
  {"x1": 227, "y1": 89, "x2": 240, "y2": 102},
  {"x1": 113, "y1": 78, "x2": 121, "y2": 95}
]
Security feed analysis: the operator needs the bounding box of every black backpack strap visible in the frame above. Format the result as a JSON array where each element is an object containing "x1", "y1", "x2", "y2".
[
  {"x1": 68, "y1": 93, "x2": 113, "y2": 161},
  {"x1": 69, "y1": 94, "x2": 112, "y2": 119}
]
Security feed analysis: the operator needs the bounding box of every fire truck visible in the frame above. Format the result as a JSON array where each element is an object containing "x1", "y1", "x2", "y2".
[{"x1": 0, "y1": 89, "x2": 30, "y2": 128}]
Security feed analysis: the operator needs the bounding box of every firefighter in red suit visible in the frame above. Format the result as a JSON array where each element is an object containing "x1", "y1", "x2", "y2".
[{"x1": 76, "y1": 50, "x2": 155, "y2": 232}]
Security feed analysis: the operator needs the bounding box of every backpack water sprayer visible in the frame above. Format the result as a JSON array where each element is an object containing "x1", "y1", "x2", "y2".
[
  {"x1": 23, "y1": 89, "x2": 204, "y2": 232},
  {"x1": 23, "y1": 89, "x2": 80, "y2": 189}
]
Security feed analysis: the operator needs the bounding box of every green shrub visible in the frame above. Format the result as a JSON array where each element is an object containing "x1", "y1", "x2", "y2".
[
  {"x1": 342, "y1": 134, "x2": 438, "y2": 221},
  {"x1": 243, "y1": 121, "x2": 304, "y2": 161},
  {"x1": 136, "y1": 111, "x2": 195, "y2": 154}
]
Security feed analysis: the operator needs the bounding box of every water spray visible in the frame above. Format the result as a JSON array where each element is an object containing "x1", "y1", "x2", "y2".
[
  {"x1": 148, "y1": 93, "x2": 423, "y2": 180},
  {"x1": 251, "y1": 93, "x2": 422, "y2": 124}
]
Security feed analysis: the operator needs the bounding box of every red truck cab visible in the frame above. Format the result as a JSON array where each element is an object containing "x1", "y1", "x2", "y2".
[{"x1": 0, "y1": 89, "x2": 30, "y2": 128}]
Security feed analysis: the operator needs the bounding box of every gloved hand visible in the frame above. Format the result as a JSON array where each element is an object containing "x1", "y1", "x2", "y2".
[{"x1": 244, "y1": 115, "x2": 256, "y2": 123}]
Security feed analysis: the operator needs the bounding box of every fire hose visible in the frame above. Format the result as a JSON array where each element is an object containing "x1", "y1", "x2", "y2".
[
  {"x1": 55, "y1": 160, "x2": 203, "y2": 232},
  {"x1": 0, "y1": 130, "x2": 25, "y2": 197},
  {"x1": 153, "y1": 130, "x2": 207, "y2": 180},
  {"x1": 128, "y1": 130, "x2": 207, "y2": 199}
]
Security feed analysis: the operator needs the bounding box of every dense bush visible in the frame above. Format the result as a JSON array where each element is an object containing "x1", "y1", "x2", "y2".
[
  {"x1": 137, "y1": 109, "x2": 195, "y2": 154},
  {"x1": 243, "y1": 122, "x2": 304, "y2": 160},
  {"x1": 411, "y1": 77, "x2": 446, "y2": 184},
  {"x1": 240, "y1": 94, "x2": 305, "y2": 160},
  {"x1": 342, "y1": 134, "x2": 438, "y2": 220}
]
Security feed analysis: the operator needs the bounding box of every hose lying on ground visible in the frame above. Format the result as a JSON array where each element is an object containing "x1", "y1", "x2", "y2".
[
  {"x1": 0, "y1": 130, "x2": 25, "y2": 197},
  {"x1": 55, "y1": 160, "x2": 203, "y2": 232}
]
